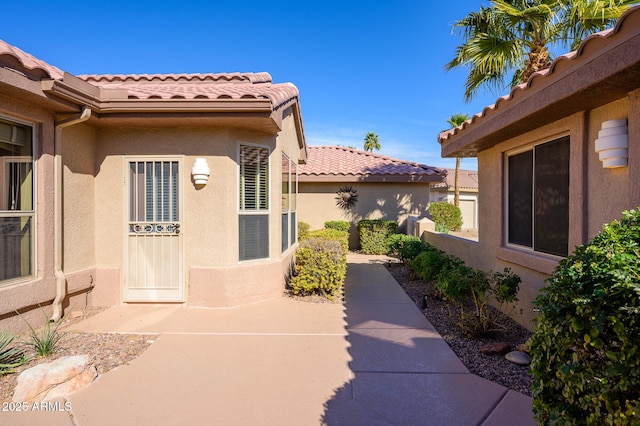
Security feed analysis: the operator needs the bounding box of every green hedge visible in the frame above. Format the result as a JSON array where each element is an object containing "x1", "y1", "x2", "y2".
[
  {"x1": 324, "y1": 220, "x2": 350, "y2": 233},
  {"x1": 386, "y1": 234, "x2": 427, "y2": 263},
  {"x1": 529, "y1": 208, "x2": 640, "y2": 425},
  {"x1": 289, "y1": 238, "x2": 345, "y2": 298},
  {"x1": 430, "y1": 202, "x2": 463, "y2": 233},
  {"x1": 298, "y1": 221, "x2": 311, "y2": 241},
  {"x1": 358, "y1": 220, "x2": 398, "y2": 254}
]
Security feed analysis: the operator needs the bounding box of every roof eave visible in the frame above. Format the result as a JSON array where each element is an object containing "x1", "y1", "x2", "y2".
[{"x1": 298, "y1": 174, "x2": 444, "y2": 183}]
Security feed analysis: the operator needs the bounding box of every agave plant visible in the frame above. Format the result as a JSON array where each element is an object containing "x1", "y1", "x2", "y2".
[{"x1": 0, "y1": 330, "x2": 26, "y2": 375}]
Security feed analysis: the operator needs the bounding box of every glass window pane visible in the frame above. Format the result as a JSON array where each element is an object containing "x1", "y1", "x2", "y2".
[
  {"x1": 240, "y1": 145, "x2": 269, "y2": 211},
  {"x1": 282, "y1": 153, "x2": 289, "y2": 210},
  {"x1": 534, "y1": 137, "x2": 570, "y2": 257},
  {"x1": 281, "y1": 213, "x2": 288, "y2": 253},
  {"x1": 508, "y1": 151, "x2": 533, "y2": 247},
  {"x1": 239, "y1": 214, "x2": 269, "y2": 261},
  {"x1": 0, "y1": 216, "x2": 32, "y2": 281}
]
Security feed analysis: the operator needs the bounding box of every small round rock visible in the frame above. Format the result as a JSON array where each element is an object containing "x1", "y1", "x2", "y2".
[{"x1": 505, "y1": 351, "x2": 531, "y2": 366}]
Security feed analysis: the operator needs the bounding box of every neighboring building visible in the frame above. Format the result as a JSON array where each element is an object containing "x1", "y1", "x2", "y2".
[
  {"x1": 429, "y1": 5, "x2": 640, "y2": 329},
  {"x1": 0, "y1": 40, "x2": 306, "y2": 332},
  {"x1": 298, "y1": 146, "x2": 446, "y2": 248},
  {"x1": 429, "y1": 168, "x2": 478, "y2": 230}
]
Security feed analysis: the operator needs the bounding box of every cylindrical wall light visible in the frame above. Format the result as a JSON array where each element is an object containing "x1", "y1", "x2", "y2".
[
  {"x1": 191, "y1": 157, "x2": 210, "y2": 186},
  {"x1": 595, "y1": 119, "x2": 628, "y2": 168}
]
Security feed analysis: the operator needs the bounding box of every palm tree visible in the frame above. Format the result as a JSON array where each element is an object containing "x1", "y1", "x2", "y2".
[
  {"x1": 363, "y1": 132, "x2": 381, "y2": 152},
  {"x1": 446, "y1": 114, "x2": 470, "y2": 209},
  {"x1": 446, "y1": 0, "x2": 636, "y2": 101}
]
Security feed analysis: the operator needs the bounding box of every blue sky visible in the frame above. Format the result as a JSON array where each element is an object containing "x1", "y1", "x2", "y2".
[{"x1": 2, "y1": 1, "x2": 501, "y2": 171}]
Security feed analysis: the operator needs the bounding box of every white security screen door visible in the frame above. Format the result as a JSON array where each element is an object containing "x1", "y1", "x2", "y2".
[{"x1": 124, "y1": 159, "x2": 184, "y2": 302}]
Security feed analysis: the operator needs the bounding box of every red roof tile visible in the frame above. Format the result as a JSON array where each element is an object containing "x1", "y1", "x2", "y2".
[
  {"x1": 298, "y1": 146, "x2": 445, "y2": 183},
  {"x1": 431, "y1": 168, "x2": 478, "y2": 191},
  {"x1": 77, "y1": 72, "x2": 299, "y2": 110},
  {"x1": 0, "y1": 39, "x2": 64, "y2": 80}
]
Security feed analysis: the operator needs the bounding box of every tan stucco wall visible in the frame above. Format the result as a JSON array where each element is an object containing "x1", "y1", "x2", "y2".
[
  {"x1": 425, "y1": 94, "x2": 638, "y2": 330},
  {"x1": 90, "y1": 113, "x2": 301, "y2": 307},
  {"x1": 0, "y1": 97, "x2": 59, "y2": 333},
  {"x1": 298, "y1": 181, "x2": 431, "y2": 248}
]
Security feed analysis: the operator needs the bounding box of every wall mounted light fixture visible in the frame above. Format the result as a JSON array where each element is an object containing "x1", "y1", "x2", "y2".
[
  {"x1": 595, "y1": 119, "x2": 628, "y2": 168},
  {"x1": 191, "y1": 157, "x2": 210, "y2": 186}
]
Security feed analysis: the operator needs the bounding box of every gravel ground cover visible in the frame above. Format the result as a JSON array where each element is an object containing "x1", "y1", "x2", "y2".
[
  {"x1": 0, "y1": 308, "x2": 155, "y2": 403},
  {"x1": 385, "y1": 261, "x2": 533, "y2": 396}
]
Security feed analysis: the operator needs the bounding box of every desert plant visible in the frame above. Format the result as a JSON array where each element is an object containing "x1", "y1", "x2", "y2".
[
  {"x1": 529, "y1": 208, "x2": 640, "y2": 425},
  {"x1": 358, "y1": 220, "x2": 398, "y2": 254},
  {"x1": 430, "y1": 202, "x2": 463, "y2": 233},
  {"x1": 0, "y1": 330, "x2": 26, "y2": 375},
  {"x1": 19, "y1": 308, "x2": 66, "y2": 357},
  {"x1": 324, "y1": 220, "x2": 350, "y2": 233},
  {"x1": 410, "y1": 246, "x2": 450, "y2": 283}
]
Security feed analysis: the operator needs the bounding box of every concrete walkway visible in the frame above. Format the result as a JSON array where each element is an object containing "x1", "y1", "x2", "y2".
[{"x1": 3, "y1": 253, "x2": 535, "y2": 425}]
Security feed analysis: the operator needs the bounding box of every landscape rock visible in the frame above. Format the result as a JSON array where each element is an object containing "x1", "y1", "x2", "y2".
[
  {"x1": 480, "y1": 342, "x2": 511, "y2": 356},
  {"x1": 12, "y1": 355, "x2": 97, "y2": 402},
  {"x1": 505, "y1": 351, "x2": 531, "y2": 366}
]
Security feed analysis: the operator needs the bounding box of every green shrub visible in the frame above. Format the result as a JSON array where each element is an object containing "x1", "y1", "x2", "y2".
[
  {"x1": 358, "y1": 220, "x2": 398, "y2": 254},
  {"x1": 410, "y1": 246, "x2": 449, "y2": 282},
  {"x1": 324, "y1": 220, "x2": 350, "y2": 233},
  {"x1": 0, "y1": 331, "x2": 26, "y2": 375},
  {"x1": 529, "y1": 208, "x2": 640, "y2": 425},
  {"x1": 298, "y1": 221, "x2": 311, "y2": 241},
  {"x1": 308, "y1": 228, "x2": 349, "y2": 260},
  {"x1": 386, "y1": 234, "x2": 428, "y2": 263},
  {"x1": 290, "y1": 237, "x2": 346, "y2": 298},
  {"x1": 430, "y1": 202, "x2": 463, "y2": 233}
]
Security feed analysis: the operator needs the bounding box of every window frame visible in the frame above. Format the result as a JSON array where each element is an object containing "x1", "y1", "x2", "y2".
[
  {"x1": 238, "y1": 143, "x2": 271, "y2": 262},
  {"x1": 0, "y1": 115, "x2": 36, "y2": 285},
  {"x1": 504, "y1": 135, "x2": 570, "y2": 258},
  {"x1": 281, "y1": 152, "x2": 297, "y2": 254}
]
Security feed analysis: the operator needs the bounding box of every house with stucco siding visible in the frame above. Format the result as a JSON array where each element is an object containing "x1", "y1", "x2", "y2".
[
  {"x1": 429, "y1": 167, "x2": 478, "y2": 230},
  {"x1": 426, "y1": 5, "x2": 640, "y2": 329},
  {"x1": 0, "y1": 40, "x2": 306, "y2": 332},
  {"x1": 297, "y1": 145, "x2": 446, "y2": 248}
]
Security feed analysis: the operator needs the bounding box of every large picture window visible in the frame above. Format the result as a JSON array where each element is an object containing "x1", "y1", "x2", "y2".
[
  {"x1": 0, "y1": 118, "x2": 34, "y2": 282},
  {"x1": 281, "y1": 153, "x2": 297, "y2": 253},
  {"x1": 507, "y1": 136, "x2": 570, "y2": 257},
  {"x1": 239, "y1": 144, "x2": 270, "y2": 261}
]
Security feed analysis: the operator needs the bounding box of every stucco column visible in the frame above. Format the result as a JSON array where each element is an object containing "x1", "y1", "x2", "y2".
[{"x1": 629, "y1": 89, "x2": 640, "y2": 208}]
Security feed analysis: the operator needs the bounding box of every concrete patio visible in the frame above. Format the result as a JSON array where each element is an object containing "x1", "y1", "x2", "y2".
[{"x1": 2, "y1": 253, "x2": 535, "y2": 425}]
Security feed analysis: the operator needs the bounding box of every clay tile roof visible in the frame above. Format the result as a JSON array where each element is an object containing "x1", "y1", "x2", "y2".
[
  {"x1": 432, "y1": 168, "x2": 478, "y2": 191},
  {"x1": 0, "y1": 39, "x2": 64, "y2": 80},
  {"x1": 298, "y1": 146, "x2": 446, "y2": 183},
  {"x1": 77, "y1": 72, "x2": 299, "y2": 110}
]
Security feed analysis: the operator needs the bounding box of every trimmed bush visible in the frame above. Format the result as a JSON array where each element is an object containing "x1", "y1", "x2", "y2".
[
  {"x1": 290, "y1": 238, "x2": 345, "y2": 298},
  {"x1": 410, "y1": 246, "x2": 449, "y2": 282},
  {"x1": 308, "y1": 228, "x2": 349, "y2": 260},
  {"x1": 324, "y1": 220, "x2": 350, "y2": 233},
  {"x1": 529, "y1": 208, "x2": 640, "y2": 425},
  {"x1": 386, "y1": 234, "x2": 427, "y2": 263},
  {"x1": 298, "y1": 221, "x2": 311, "y2": 241},
  {"x1": 430, "y1": 202, "x2": 463, "y2": 233},
  {"x1": 358, "y1": 220, "x2": 398, "y2": 254}
]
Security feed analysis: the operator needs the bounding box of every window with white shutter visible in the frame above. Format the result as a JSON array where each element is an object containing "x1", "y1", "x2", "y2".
[{"x1": 239, "y1": 144, "x2": 270, "y2": 261}]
